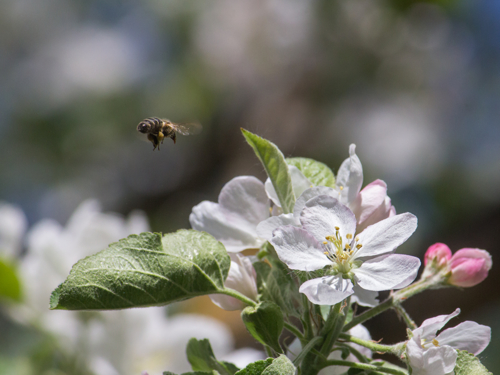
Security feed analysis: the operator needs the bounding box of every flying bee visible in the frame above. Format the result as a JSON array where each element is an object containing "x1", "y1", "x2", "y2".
[{"x1": 137, "y1": 117, "x2": 202, "y2": 150}]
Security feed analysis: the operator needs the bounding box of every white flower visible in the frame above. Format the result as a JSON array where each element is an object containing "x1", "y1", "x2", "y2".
[
  {"x1": 12, "y1": 200, "x2": 150, "y2": 364},
  {"x1": 0, "y1": 202, "x2": 28, "y2": 258},
  {"x1": 190, "y1": 176, "x2": 271, "y2": 253},
  {"x1": 269, "y1": 195, "x2": 419, "y2": 305},
  {"x1": 406, "y1": 308, "x2": 491, "y2": 375},
  {"x1": 210, "y1": 254, "x2": 258, "y2": 310},
  {"x1": 189, "y1": 167, "x2": 318, "y2": 253}
]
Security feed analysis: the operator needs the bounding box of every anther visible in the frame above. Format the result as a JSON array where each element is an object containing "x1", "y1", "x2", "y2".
[
  {"x1": 346, "y1": 234, "x2": 353, "y2": 239},
  {"x1": 432, "y1": 339, "x2": 440, "y2": 347}
]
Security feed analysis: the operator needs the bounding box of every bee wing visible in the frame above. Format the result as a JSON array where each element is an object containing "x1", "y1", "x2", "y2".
[{"x1": 171, "y1": 122, "x2": 202, "y2": 136}]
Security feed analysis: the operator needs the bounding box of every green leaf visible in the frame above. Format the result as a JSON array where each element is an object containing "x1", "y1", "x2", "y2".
[
  {"x1": 241, "y1": 129, "x2": 295, "y2": 214},
  {"x1": 262, "y1": 260, "x2": 301, "y2": 317},
  {"x1": 286, "y1": 157, "x2": 335, "y2": 188},
  {"x1": 50, "y1": 230, "x2": 230, "y2": 310},
  {"x1": 241, "y1": 301, "x2": 284, "y2": 353},
  {"x1": 234, "y1": 358, "x2": 273, "y2": 375},
  {"x1": 187, "y1": 338, "x2": 239, "y2": 375},
  {"x1": 0, "y1": 257, "x2": 21, "y2": 302},
  {"x1": 234, "y1": 356, "x2": 295, "y2": 375},
  {"x1": 261, "y1": 355, "x2": 295, "y2": 375},
  {"x1": 454, "y1": 350, "x2": 492, "y2": 375}
]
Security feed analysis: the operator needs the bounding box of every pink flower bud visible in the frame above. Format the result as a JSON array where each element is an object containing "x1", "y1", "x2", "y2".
[
  {"x1": 448, "y1": 249, "x2": 492, "y2": 287},
  {"x1": 424, "y1": 243, "x2": 452, "y2": 266}
]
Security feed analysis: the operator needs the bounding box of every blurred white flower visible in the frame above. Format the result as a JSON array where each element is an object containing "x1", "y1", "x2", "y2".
[{"x1": 0, "y1": 202, "x2": 28, "y2": 258}]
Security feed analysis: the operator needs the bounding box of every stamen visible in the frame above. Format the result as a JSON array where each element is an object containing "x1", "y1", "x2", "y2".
[
  {"x1": 346, "y1": 233, "x2": 353, "y2": 239},
  {"x1": 339, "y1": 186, "x2": 344, "y2": 190},
  {"x1": 356, "y1": 244, "x2": 362, "y2": 249},
  {"x1": 335, "y1": 226, "x2": 340, "y2": 231},
  {"x1": 432, "y1": 339, "x2": 439, "y2": 347}
]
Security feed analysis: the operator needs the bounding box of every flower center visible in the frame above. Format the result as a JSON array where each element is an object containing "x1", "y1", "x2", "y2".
[
  {"x1": 420, "y1": 338, "x2": 440, "y2": 349},
  {"x1": 323, "y1": 226, "x2": 362, "y2": 274}
]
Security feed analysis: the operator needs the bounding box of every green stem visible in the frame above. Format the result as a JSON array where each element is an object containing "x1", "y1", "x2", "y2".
[
  {"x1": 220, "y1": 288, "x2": 257, "y2": 307},
  {"x1": 343, "y1": 277, "x2": 440, "y2": 332},
  {"x1": 293, "y1": 336, "x2": 323, "y2": 367},
  {"x1": 335, "y1": 344, "x2": 368, "y2": 363},
  {"x1": 320, "y1": 360, "x2": 408, "y2": 375},
  {"x1": 339, "y1": 333, "x2": 398, "y2": 354},
  {"x1": 284, "y1": 321, "x2": 304, "y2": 341},
  {"x1": 393, "y1": 302, "x2": 417, "y2": 330},
  {"x1": 343, "y1": 297, "x2": 393, "y2": 332}
]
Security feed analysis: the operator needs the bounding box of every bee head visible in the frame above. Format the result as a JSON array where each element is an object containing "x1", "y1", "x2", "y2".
[{"x1": 137, "y1": 122, "x2": 150, "y2": 133}]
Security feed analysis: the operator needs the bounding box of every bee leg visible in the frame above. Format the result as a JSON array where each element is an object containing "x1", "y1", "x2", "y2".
[
  {"x1": 170, "y1": 132, "x2": 176, "y2": 144},
  {"x1": 147, "y1": 134, "x2": 159, "y2": 151}
]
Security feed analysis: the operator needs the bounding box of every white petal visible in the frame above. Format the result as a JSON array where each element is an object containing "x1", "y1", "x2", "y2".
[
  {"x1": 0, "y1": 202, "x2": 28, "y2": 257},
  {"x1": 190, "y1": 201, "x2": 263, "y2": 252},
  {"x1": 354, "y1": 254, "x2": 421, "y2": 291},
  {"x1": 336, "y1": 144, "x2": 363, "y2": 206},
  {"x1": 351, "y1": 285, "x2": 379, "y2": 307},
  {"x1": 265, "y1": 178, "x2": 280, "y2": 207},
  {"x1": 190, "y1": 176, "x2": 269, "y2": 252},
  {"x1": 290, "y1": 166, "x2": 313, "y2": 198},
  {"x1": 349, "y1": 180, "x2": 388, "y2": 223},
  {"x1": 218, "y1": 176, "x2": 270, "y2": 226},
  {"x1": 256, "y1": 214, "x2": 299, "y2": 242},
  {"x1": 437, "y1": 321, "x2": 491, "y2": 355},
  {"x1": 270, "y1": 226, "x2": 331, "y2": 271},
  {"x1": 420, "y1": 346, "x2": 457, "y2": 375},
  {"x1": 299, "y1": 276, "x2": 354, "y2": 305},
  {"x1": 414, "y1": 309, "x2": 461, "y2": 340},
  {"x1": 210, "y1": 256, "x2": 258, "y2": 311},
  {"x1": 293, "y1": 186, "x2": 337, "y2": 220},
  {"x1": 300, "y1": 195, "x2": 357, "y2": 243},
  {"x1": 354, "y1": 213, "x2": 417, "y2": 258}
]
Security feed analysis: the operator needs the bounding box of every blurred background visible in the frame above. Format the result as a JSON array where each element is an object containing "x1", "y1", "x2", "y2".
[{"x1": 0, "y1": 0, "x2": 499, "y2": 373}]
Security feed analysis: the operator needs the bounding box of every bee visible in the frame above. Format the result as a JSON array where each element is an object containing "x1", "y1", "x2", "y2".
[{"x1": 136, "y1": 117, "x2": 202, "y2": 150}]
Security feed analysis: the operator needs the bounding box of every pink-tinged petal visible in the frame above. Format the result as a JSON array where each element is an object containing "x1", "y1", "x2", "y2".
[
  {"x1": 299, "y1": 276, "x2": 354, "y2": 305},
  {"x1": 414, "y1": 309, "x2": 461, "y2": 340},
  {"x1": 190, "y1": 201, "x2": 263, "y2": 253},
  {"x1": 293, "y1": 186, "x2": 337, "y2": 220},
  {"x1": 424, "y1": 243, "x2": 452, "y2": 266},
  {"x1": 351, "y1": 285, "x2": 379, "y2": 307},
  {"x1": 265, "y1": 166, "x2": 311, "y2": 207},
  {"x1": 354, "y1": 213, "x2": 417, "y2": 258},
  {"x1": 256, "y1": 214, "x2": 299, "y2": 242},
  {"x1": 300, "y1": 195, "x2": 357, "y2": 243},
  {"x1": 336, "y1": 144, "x2": 363, "y2": 206},
  {"x1": 437, "y1": 321, "x2": 491, "y2": 355},
  {"x1": 354, "y1": 254, "x2": 420, "y2": 291},
  {"x1": 190, "y1": 176, "x2": 269, "y2": 252},
  {"x1": 270, "y1": 226, "x2": 331, "y2": 271},
  {"x1": 210, "y1": 255, "x2": 257, "y2": 311},
  {"x1": 218, "y1": 176, "x2": 270, "y2": 225},
  {"x1": 349, "y1": 180, "x2": 387, "y2": 223},
  {"x1": 356, "y1": 196, "x2": 396, "y2": 234},
  {"x1": 448, "y1": 249, "x2": 492, "y2": 287}
]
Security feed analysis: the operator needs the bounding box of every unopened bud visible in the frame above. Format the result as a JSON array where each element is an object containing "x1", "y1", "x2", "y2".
[
  {"x1": 448, "y1": 249, "x2": 492, "y2": 287},
  {"x1": 424, "y1": 243, "x2": 452, "y2": 266}
]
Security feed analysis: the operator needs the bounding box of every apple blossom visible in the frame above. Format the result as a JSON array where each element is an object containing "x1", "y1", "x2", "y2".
[
  {"x1": 270, "y1": 195, "x2": 420, "y2": 305},
  {"x1": 406, "y1": 308, "x2": 491, "y2": 375},
  {"x1": 190, "y1": 176, "x2": 271, "y2": 252},
  {"x1": 210, "y1": 254, "x2": 258, "y2": 310}
]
